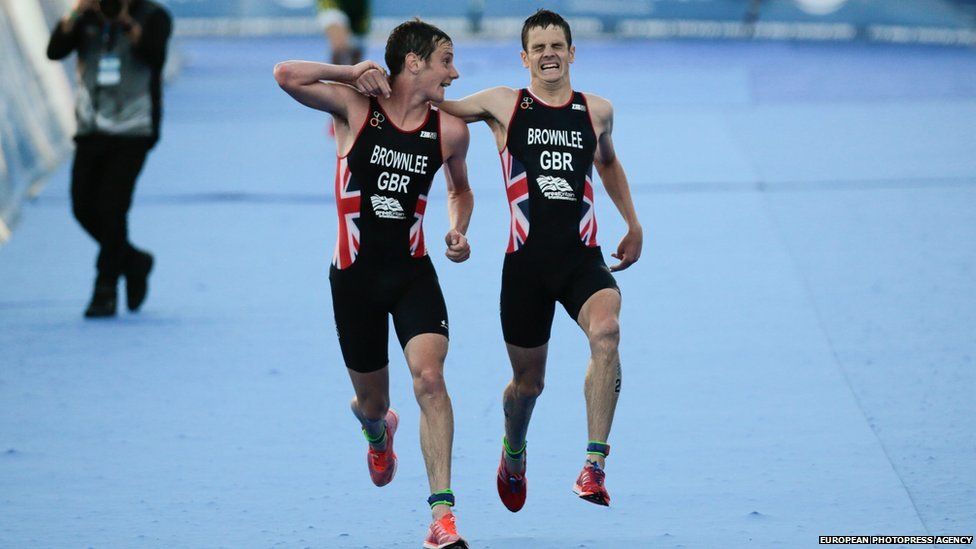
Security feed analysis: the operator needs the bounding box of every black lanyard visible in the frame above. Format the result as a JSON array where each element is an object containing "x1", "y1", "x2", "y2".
[{"x1": 100, "y1": 22, "x2": 118, "y2": 54}]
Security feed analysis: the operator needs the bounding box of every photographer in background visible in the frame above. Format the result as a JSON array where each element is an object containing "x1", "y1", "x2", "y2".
[{"x1": 47, "y1": 0, "x2": 171, "y2": 318}]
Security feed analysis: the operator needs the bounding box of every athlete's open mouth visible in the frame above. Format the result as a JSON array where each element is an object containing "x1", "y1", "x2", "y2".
[
  {"x1": 440, "y1": 81, "x2": 451, "y2": 87},
  {"x1": 541, "y1": 63, "x2": 559, "y2": 70}
]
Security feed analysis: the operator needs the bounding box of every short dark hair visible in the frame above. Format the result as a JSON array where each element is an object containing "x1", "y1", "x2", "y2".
[
  {"x1": 521, "y1": 9, "x2": 572, "y2": 51},
  {"x1": 385, "y1": 19, "x2": 452, "y2": 81}
]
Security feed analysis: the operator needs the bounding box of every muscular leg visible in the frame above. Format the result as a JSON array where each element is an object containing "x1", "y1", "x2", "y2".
[
  {"x1": 576, "y1": 288, "x2": 622, "y2": 468},
  {"x1": 347, "y1": 365, "x2": 391, "y2": 449},
  {"x1": 502, "y1": 343, "x2": 547, "y2": 474},
  {"x1": 403, "y1": 333, "x2": 454, "y2": 519}
]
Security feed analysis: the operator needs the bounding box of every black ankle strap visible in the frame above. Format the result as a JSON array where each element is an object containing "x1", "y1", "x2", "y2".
[
  {"x1": 586, "y1": 441, "x2": 610, "y2": 458},
  {"x1": 427, "y1": 490, "x2": 455, "y2": 509}
]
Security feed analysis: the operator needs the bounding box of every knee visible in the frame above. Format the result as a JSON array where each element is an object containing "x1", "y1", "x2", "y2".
[
  {"x1": 413, "y1": 368, "x2": 447, "y2": 401},
  {"x1": 514, "y1": 376, "x2": 544, "y2": 400},
  {"x1": 355, "y1": 394, "x2": 389, "y2": 421},
  {"x1": 589, "y1": 318, "x2": 620, "y2": 354}
]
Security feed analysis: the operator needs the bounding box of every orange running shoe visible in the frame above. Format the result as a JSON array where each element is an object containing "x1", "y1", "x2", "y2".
[
  {"x1": 423, "y1": 511, "x2": 468, "y2": 549},
  {"x1": 366, "y1": 409, "x2": 398, "y2": 487},
  {"x1": 496, "y1": 450, "x2": 527, "y2": 512},
  {"x1": 573, "y1": 462, "x2": 610, "y2": 506}
]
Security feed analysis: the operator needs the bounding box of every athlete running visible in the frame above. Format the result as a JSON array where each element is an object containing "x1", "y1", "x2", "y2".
[
  {"x1": 274, "y1": 20, "x2": 472, "y2": 548},
  {"x1": 438, "y1": 9, "x2": 642, "y2": 510}
]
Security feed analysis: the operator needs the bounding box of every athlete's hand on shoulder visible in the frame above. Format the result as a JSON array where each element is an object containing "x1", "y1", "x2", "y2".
[
  {"x1": 610, "y1": 225, "x2": 642, "y2": 272},
  {"x1": 351, "y1": 60, "x2": 384, "y2": 79},
  {"x1": 444, "y1": 229, "x2": 470, "y2": 263},
  {"x1": 353, "y1": 61, "x2": 390, "y2": 98}
]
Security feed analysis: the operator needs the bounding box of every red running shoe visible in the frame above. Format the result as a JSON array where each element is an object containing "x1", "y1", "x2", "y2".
[
  {"x1": 366, "y1": 409, "x2": 398, "y2": 487},
  {"x1": 496, "y1": 450, "x2": 527, "y2": 512},
  {"x1": 423, "y1": 511, "x2": 468, "y2": 549},
  {"x1": 573, "y1": 462, "x2": 610, "y2": 506}
]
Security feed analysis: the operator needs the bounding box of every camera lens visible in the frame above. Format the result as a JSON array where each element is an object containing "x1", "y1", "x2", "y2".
[{"x1": 99, "y1": 0, "x2": 122, "y2": 18}]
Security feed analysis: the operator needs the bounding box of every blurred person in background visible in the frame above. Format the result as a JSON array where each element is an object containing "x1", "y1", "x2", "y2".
[
  {"x1": 47, "y1": 0, "x2": 172, "y2": 318},
  {"x1": 317, "y1": 0, "x2": 370, "y2": 65},
  {"x1": 317, "y1": 0, "x2": 371, "y2": 138},
  {"x1": 435, "y1": 9, "x2": 642, "y2": 511},
  {"x1": 275, "y1": 19, "x2": 471, "y2": 549}
]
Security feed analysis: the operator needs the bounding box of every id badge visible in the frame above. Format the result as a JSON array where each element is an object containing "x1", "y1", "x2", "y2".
[{"x1": 97, "y1": 54, "x2": 121, "y2": 86}]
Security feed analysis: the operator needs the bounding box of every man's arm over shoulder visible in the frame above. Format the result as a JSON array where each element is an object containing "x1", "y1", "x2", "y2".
[
  {"x1": 439, "y1": 86, "x2": 519, "y2": 125},
  {"x1": 273, "y1": 60, "x2": 377, "y2": 122}
]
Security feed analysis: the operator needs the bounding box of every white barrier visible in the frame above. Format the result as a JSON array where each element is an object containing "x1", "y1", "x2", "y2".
[{"x1": 0, "y1": 0, "x2": 74, "y2": 243}]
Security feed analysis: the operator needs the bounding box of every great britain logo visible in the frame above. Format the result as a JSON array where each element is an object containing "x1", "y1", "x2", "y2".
[
  {"x1": 370, "y1": 195, "x2": 406, "y2": 219},
  {"x1": 520, "y1": 96, "x2": 534, "y2": 110},
  {"x1": 536, "y1": 175, "x2": 576, "y2": 201}
]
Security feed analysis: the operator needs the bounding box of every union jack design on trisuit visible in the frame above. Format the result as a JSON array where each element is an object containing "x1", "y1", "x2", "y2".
[
  {"x1": 332, "y1": 156, "x2": 361, "y2": 269},
  {"x1": 580, "y1": 167, "x2": 598, "y2": 247},
  {"x1": 500, "y1": 148, "x2": 530, "y2": 253},
  {"x1": 409, "y1": 193, "x2": 428, "y2": 257}
]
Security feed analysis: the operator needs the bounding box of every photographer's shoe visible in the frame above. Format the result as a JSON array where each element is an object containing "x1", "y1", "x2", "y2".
[
  {"x1": 125, "y1": 251, "x2": 153, "y2": 312},
  {"x1": 84, "y1": 283, "x2": 117, "y2": 319}
]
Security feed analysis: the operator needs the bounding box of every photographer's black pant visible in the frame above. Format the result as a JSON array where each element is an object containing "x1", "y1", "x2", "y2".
[{"x1": 70, "y1": 137, "x2": 151, "y2": 286}]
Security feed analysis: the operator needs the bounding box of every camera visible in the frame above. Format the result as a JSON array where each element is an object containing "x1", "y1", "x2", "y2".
[{"x1": 98, "y1": 0, "x2": 123, "y2": 19}]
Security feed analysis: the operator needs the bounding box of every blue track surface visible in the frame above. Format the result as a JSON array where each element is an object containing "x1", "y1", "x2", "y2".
[{"x1": 2, "y1": 37, "x2": 975, "y2": 547}]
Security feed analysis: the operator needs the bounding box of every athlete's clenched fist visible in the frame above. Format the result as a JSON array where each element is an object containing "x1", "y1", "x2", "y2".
[{"x1": 444, "y1": 229, "x2": 470, "y2": 263}]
